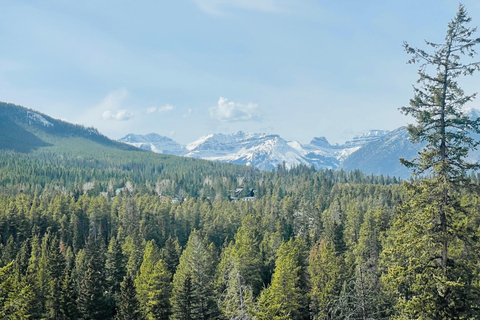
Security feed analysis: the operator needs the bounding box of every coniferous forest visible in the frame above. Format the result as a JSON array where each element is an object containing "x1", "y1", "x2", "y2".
[{"x1": 1, "y1": 5, "x2": 480, "y2": 320}]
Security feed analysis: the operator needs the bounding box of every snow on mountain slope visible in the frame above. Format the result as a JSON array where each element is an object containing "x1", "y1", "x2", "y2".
[
  {"x1": 119, "y1": 133, "x2": 185, "y2": 155},
  {"x1": 340, "y1": 108, "x2": 480, "y2": 179},
  {"x1": 341, "y1": 127, "x2": 419, "y2": 178},
  {"x1": 305, "y1": 130, "x2": 390, "y2": 163},
  {"x1": 184, "y1": 132, "x2": 310, "y2": 169},
  {"x1": 26, "y1": 111, "x2": 54, "y2": 127},
  {"x1": 119, "y1": 130, "x2": 388, "y2": 170},
  {"x1": 186, "y1": 133, "x2": 335, "y2": 170},
  {"x1": 118, "y1": 108, "x2": 480, "y2": 177}
]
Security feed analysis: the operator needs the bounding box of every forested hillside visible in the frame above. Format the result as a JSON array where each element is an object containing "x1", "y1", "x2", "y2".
[{"x1": 0, "y1": 164, "x2": 406, "y2": 319}]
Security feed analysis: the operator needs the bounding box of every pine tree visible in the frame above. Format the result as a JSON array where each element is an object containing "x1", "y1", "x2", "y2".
[
  {"x1": 77, "y1": 238, "x2": 109, "y2": 320},
  {"x1": 257, "y1": 238, "x2": 309, "y2": 320},
  {"x1": 383, "y1": 5, "x2": 480, "y2": 319},
  {"x1": 105, "y1": 236, "x2": 126, "y2": 313},
  {"x1": 135, "y1": 240, "x2": 160, "y2": 316},
  {"x1": 116, "y1": 273, "x2": 142, "y2": 320},
  {"x1": 144, "y1": 259, "x2": 172, "y2": 320},
  {"x1": 171, "y1": 231, "x2": 219, "y2": 320},
  {"x1": 308, "y1": 239, "x2": 343, "y2": 320}
]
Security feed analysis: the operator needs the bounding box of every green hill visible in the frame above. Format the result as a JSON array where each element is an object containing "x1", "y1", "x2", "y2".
[
  {"x1": 0, "y1": 101, "x2": 139, "y2": 153},
  {"x1": 0, "y1": 101, "x2": 260, "y2": 197}
]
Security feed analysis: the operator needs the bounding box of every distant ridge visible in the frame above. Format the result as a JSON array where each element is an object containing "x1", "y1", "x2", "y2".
[
  {"x1": 119, "y1": 130, "x2": 390, "y2": 172},
  {"x1": 0, "y1": 101, "x2": 138, "y2": 153},
  {"x1": 4, "y1": 100, "x2": 480, "y2": 179},
  {"x1": 119, "y1": 108, "x2": 480, "y2": 179}
]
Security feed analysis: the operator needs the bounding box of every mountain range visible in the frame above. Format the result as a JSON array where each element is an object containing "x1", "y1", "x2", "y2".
[
  {"x1": 119, "y1": 107, "x2": 480, "y2": 179},
  {"x1": 119, "y1": 130, "x2": 387, "y2": 170},
  {"x1": 2, "y1": 101, "x2": 479, "y2": 180},
  {"x1": 119, "y1": 129, "x2": 415, "y2": 177}
]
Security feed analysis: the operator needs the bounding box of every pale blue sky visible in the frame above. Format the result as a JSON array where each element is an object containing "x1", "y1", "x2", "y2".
[{"x1": 1, "y1": 0, "x2": 480, "y2": 144}]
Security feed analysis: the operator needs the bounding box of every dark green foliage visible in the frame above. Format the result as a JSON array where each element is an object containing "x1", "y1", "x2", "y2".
[
  {"x1": 160, "y1": 236, "x2": 182, "y2": 279},
  {"x1": 383, "y1": 5, "x2": 480, "y2": 319},
  {"x1": 60, "y1": 269, "x2": 79, "y2": 320},
  {"x1": 106, "y1": 236, "x2": 126, "y2": 295},
  {"x1": 0, "y1": 102, "x2": 430, "y2": 320},
  {"x1": 106, "y1": 236, "x2": 127, "y2": 316},
  {"x1": 171, "y1": 232, "x2": 219, "y2": 320},
  {"x1": 308, "y1": 239, "x2": 343, "y2": 320},
  {"x1": 77, "y1": 238, "x2": 109, "y2": 320},
  {"x1": 0, "y1": 262, "x2": 35, "y2": 319},
  {"x1": 116, "y1": 273, "x2": 142, "y2": 320}
]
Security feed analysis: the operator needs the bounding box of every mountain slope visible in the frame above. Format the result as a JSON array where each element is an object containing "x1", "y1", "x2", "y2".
[
  {"x1": 119, "y1": 130, "x2": 390, "y2": 171},
  {"x1": 340, "y1": 127, "x2": 421, "y2": 178},
  {"x1": 119, "y1": 133, "x2": 184, "y2": 155},
  {"x1": 0, "y1": 102, "x2": 261, "y2": 197},
  {"x1": 341, "y1": 108, "x2": 480, "y2": 178},
  {"x1": 0, "y1": 101, "x2": 138, "y2": 153}
]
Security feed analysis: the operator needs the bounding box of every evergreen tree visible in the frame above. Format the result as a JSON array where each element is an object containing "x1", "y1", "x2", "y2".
[
  {"x1": 105, "y1": 236, "x2": 126, "y2": 313},
  {"x1": 135, "y1": 240, "x2": 160, "y2": 315},
  {"x1": 335, "y1": 208, "x2": 390, "y2": 319},
  {"x1": 144, "y1": 259, "x2": 172, "y2": 320},
  {"x1": 171, "y1": 231, "x2": 219, "y2": 320},
  {"x1": 308, "y1": 239, "x2": 343, "y2": 320},
  {"x1": 59, "y1": 269, "x2": 78, "y2": 320},
  {"x1": 116, "y1": 273, "x2": 142, "y2": 320},
  {"x1": 217, "y1": 215, "x2": 263, "y2": 298},
  {"x1": 45, "y1": 234, "x2": 66, "y2": 320},
  {"x1": 218, "y1": 262, "x2": 256, "y2": 320},
  {"x1": 160, "y1": 235, "x2": 183, "y2": 279},
  {"x1": 0, "y1": 262, "x2": 35, "y2": 319},
  {"x1": 77, "y1": 238, "x2": 109, "y2": 320},
  {"x1": 257, "y1": 238, "x2": 309, "y2": 320},
  {"x1": 384, "y1": 5, "x2": 480, "y2": 319}
]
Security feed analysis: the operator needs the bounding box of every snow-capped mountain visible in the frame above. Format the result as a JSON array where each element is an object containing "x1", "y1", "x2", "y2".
[
  {"x1": 118, "y1": 130, "x2": 389, "y2": 171},
  {"x1": 340, "y1": 127, "x2": 420, "y2": 178},
  {"x1": 184, "y1": 132, "x2": 337, "y2": 170},
  {"x1": 340, "y1": 107, "x2": 480, "y2": 178},
  {"x1": 119, "y1": 133, "x2": 185, "y2": 155}
]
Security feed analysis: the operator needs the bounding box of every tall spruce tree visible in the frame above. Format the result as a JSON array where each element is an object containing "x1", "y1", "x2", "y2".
[
  {"x1": 257, "y1": 238, "x2": 309, "y2": 320},
  {"x1": 106, "y1": 236, "x2": 126, "y2": 316},
  {"x1": 0, "y1": 262, "x2": 35, "y2": 319},
  {"x1": 77, "y1": 238, "x2": 109, "y2": 320},
  {"x1": 144, "y1": 259, "x2": 172, "y2": 320},
  {"x1": 116, "y1": 273, "x2": 142, "y2": 320},
  {"x1": 171, "y1": 231, "x2": 219, "y2": 320},
  {"x1": 383, "y1": 5, "x2": 480, "y2": 319},
  {"x1": 308, "y1": 239, "x2": 343, "y2": 320}
]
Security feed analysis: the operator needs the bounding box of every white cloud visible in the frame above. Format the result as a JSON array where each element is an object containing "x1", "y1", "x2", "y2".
[
  {"x1": 97, "y1": 88, "x2": 134, "y2": 121},
  {"x1": 147, "y1": 105, "x2": 174, "y2": 114},
  {"x1": 102, "y1": 110, "x2": 134, "y2": 121},
  {"x1": 158, "y1": 104, "x2": 175, "y2": 112},
  {"x1": 147, "y1": 106, "x2": 157, "y2": 113},
  {"x1": 209, "y1": 97, "x2": 262, "y2": 122},
  {"x1": 194, "y1": 0, "x2": 282, "y2": 14}
]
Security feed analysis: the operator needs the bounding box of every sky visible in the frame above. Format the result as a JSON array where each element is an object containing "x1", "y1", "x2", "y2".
[{"x1": 1, "y1": 0, "x2": 480, "y2": 145}]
